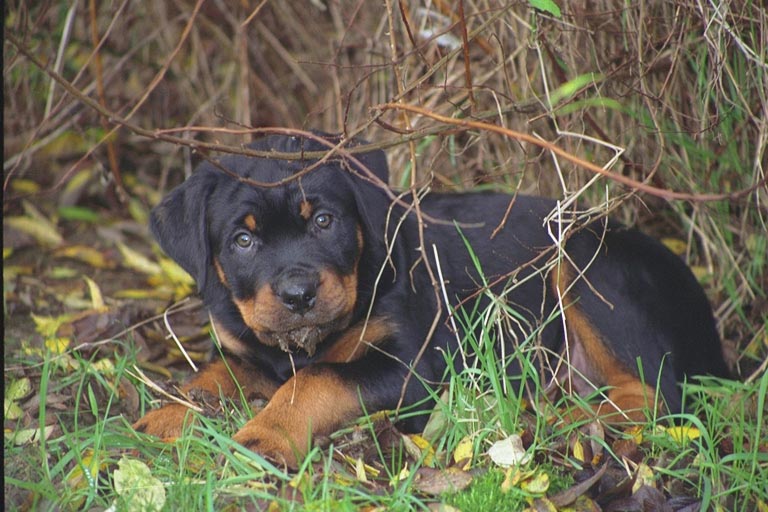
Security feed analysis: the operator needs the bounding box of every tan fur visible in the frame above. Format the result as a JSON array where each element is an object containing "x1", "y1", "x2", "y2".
[
  {"x1": 232, "y1": 367, "x2": 360, "y2": 467},
  {"x1": 551, "y1": 262, "x2": 659, "y2": 423}
]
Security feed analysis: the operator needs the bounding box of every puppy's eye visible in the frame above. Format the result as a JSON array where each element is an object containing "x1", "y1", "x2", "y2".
[
  {"x1": 234, "y1": 232, "x2": 253, "y2": 248},
  {"x1": 314, "y1": 213, "x2": 333, "y2": 229}
]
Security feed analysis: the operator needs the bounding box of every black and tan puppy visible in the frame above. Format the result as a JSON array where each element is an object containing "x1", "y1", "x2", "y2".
[{"x1": 134, "y1": 133, "x2": 729, "y2": 466}]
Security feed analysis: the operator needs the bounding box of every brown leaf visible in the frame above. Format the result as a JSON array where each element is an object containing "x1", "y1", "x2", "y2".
[
  {"x1": 550, "y1": 463, "x2": 608, "y2": 508},
  {"x1": 604, "y1": 484, "x2": 672, "y2": 512},
  {"x1": 412, "y1": 467, "x2": 473, "y2": 496}
]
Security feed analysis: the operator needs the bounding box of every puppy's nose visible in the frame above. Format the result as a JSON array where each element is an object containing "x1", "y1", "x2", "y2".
[{"x1": 274, "y1": 270, "x2": 318, "y2": 314}]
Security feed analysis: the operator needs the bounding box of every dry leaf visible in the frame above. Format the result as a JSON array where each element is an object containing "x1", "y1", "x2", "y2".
[
  {"x1": 117, "y1": 242, "x2": 162, "y2": 276},
  {"x1": 412, "y1": 467, "x2": 472, "y2": 495},
  {"x1": 488, "y1": 434, "x2": 531, "y2": 467},
  {"x1": 453, "y1": 435, "x2": 474, "y2": 470}
]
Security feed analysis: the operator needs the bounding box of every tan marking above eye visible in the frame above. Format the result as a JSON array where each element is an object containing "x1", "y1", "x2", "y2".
[
  {"x1": 300, "y1": 200, "x2": 313, "y2": 220},
  {"x1": 244, "y1": 214, "x2": 257, "y2": 231}
]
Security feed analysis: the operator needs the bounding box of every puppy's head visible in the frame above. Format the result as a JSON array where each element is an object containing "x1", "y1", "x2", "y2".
[{"x1": 150, "y1": 133, "x2": 390, "y2": 355}]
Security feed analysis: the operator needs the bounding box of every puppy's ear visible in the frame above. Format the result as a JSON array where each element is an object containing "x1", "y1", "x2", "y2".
[
  {"x1": 342, "y1": 144, "x2": 393, "y2": 244},
  {"x1": 150, "y1": 172, "x2": 212, "y2": 292}
]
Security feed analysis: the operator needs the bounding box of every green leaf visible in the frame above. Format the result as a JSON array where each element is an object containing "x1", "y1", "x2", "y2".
[
  {"x1": 530, "y1": 0, "x2": 561, "y2": 17},
  {"x1": 58, "y1": 206, "x2": 100, "y2": 222}
]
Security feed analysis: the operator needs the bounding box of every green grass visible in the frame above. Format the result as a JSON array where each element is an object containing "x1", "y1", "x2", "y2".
[{"x1": 4, "y1": 308, "x2": 767, "y2": 511}]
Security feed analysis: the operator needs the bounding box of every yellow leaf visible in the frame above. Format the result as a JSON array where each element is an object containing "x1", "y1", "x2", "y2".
[
  {"x1": 690, "y1": 265, "x2": 710, "y2": 282},
  {"x1": 394, "y1": 463, "x2": 410, "y2": 483},
  {"x1": 83, "y1": 276, "x2": 106, "y2": 311},
  {"x1": 521, "y1": 471, "x2": 550, "y2": 495},
  {"x1": 4, "y1": 399, "x2": 23, "y2": 420},
  {"x1": 406, "y1": 433, "x2": 435, "y2": 466},
  {"x1": 127, "y1": 197, "x2": 149, "y2": 225},
  {"x1": 54, "y1": 245, "x2": 113, "y2": 269},
  {"x1": 158, "y1": 257, "x2": 195, "y2": 285},
  {"x1": 10, "y1": 178, "x2": 40, "y2": 194},
  {"x1": 91, "y1": 358, "x2": 115, "y2": 373},
  {"x1": 572, "y1": 438, "x2": 585, "y2": 462},
  {"x1": 632, "y1": 463, "x2": 656, "y2": 493},
  {"x1": 355, "y1": 457, "x2": 368, "y2": 482},
  {"x1": 45, "y1": 337, "x2": 71, "y2": 354},
  {"x1": 526, "y1": 497, "x2": 557, "y2": 511},
  {"x1": 5, "y1": 216, "x2": 63, "y2": 247},
  {"x1": 31, "y1": 313, "x2": 75, "y2": 338},
  {"x1": 661, "y1": 237, "x2": 687, "y2": 255},
  {"x1": 117, "y1": 242, "x2": 162, "y2": 276},
  {"x1": 6, "y1": 376, "x2": 32, "y2": 401},
  {"x1": 626, "y1": 425, "x2": 644, "y2": 444},
  {"x1": 113, "y1": 288, "x2": 175, "y2": 300},
  {"x1": 666, "y1": 425, "x2": 701, "y2": 444},
  {"x1": 342, "y1": 454, "x2": 380, "y2": 478},
  {"x1": 453, "y1": 435, "x2": 474, "y2": 469},
  {"x1": 66, "y1": 450, "x2": 105, "y2": 491}
]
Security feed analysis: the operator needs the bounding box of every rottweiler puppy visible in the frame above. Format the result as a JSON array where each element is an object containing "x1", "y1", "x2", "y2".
[{"x1": 134, "y1": 133, "x2": 729, "y2": 467}]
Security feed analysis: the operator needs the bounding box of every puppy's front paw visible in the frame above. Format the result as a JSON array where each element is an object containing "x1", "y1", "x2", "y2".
[
  {"x1": 232, "y1": 418, "x2": 304, "y2": 469},
  {"x1": 133, "y1": 403, "x2": 197, "y2": 440}
]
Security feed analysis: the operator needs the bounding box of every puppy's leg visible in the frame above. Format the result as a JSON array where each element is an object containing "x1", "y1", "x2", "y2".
[
  {"x1": 232, "y1": 364, "x2": 361, "y2": 468},
  {"x1": 552, "y1": 265, "x2": 660, "y2": 425},
  {"x1": 133, "y1": 356, "x2": 278, "y2": 439}
]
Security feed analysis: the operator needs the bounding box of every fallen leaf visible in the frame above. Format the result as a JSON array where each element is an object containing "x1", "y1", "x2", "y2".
[
  {"x1": 665, "y1": 425, "x2": 701, "y2": 444},
  {"x1": 661, "y1": 237, "x2": 687, "y2": 255},
  {"x1": 404, "y1": 433, "x2": 435, "y2": 466},
  {"x1": 31, "y1": 312, "x2": 76, "y2": 338},
  {"x1": 5, "y1": 425, "x2": 55, "y2": 445},
  {"x1": 427, "y1": 504, "x2": 461, "y2": 511},
  {"x1": 354, "y1": 457, "x2": 368, "y2": 482},
  {"x1": 632, "y1": 463, "x2": 655, "y2": 493},
  {"x1": 10, "y1": 178, "x2": 40, "y2": 194},
  {"x1": 44, "y1": 337, "x2": 71, "y2": 354},
  {"x1": 453, "y1": 435, "x2": 474, "y2": 470},
  {"x1": 526, "y1": 496, "x2": 557, "y2": 511},
  {"x1": 488, "y1": 434, "x2": 531, "y2": 467},
  {"x1": 54, "y1": 245, "x2": 114, "y2": 268},
  {"x1": 5, "y1": 216, "x2": 63, "y2": 247},
  {"x1": 113, "y1": 456, "x2": 166, "y2": 511},
  {"x1": 549, "y1": 464, "x2": 607, "y2": 507},
  {"x1": 117, "y1": 242, "x2": 162, "y2": 276},
  {"x1": 58, "y1": 205, "x2": 101, "y2": 223},
  {"x1": 520, "y1": 471, "x2": 550, "y2": 495},
  {"x1": 572, "y1": 437, "x2": 586, "y2": 463},
  {"x1": 84, "y1": 276, "x2": 107, "y2": 310},
  {"x1": 501, "y1": 466, "x2": 535, "y2": 493},
  {"x1": 158, "y1": 257, "x2": 194, "y2": 285},
  {"x1": 5, "y1": 376, "x2": 32, "y2": 401},
  {"x1": 4, "y1": 376, "x2": 32, "y2": 421},
  {"x1": 412, "y1": 467, "x2": 472, "y2": 495}
]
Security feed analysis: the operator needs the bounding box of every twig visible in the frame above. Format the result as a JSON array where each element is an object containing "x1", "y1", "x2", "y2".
[{"x1": 374, "y1": 102, "x2": 767, "y2": 203}]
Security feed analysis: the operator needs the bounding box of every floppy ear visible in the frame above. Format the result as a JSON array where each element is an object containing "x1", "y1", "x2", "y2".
[
  {"x1": 342, "y1": 141, "x2": 395, "y2": 245},
  {"x1": 150, "y1": 172, "x2": 213, "y2": 292}
]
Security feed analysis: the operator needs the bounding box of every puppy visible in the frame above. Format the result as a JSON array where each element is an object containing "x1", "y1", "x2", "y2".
[{"x1": 134, "y1": 133, "x2": 729, "y2": 466}]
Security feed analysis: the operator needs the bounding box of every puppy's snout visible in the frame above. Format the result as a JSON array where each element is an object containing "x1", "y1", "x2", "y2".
[{"x1": 274, "y1": 269, "x2": 319, "y2": 315}]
